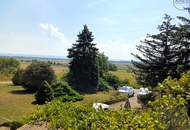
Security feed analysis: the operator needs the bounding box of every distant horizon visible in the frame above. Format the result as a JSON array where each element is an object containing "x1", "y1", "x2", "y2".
[{"x1": 0, "y1": 53, "x2": 132, "y2": 62}]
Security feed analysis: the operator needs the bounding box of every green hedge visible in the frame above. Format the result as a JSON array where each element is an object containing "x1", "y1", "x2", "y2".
[{"x1": 25, "y1": 95, "x2": 189, "y2": 130}]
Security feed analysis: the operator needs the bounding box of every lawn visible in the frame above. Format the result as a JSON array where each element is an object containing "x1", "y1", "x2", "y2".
[
  {"x1": 0, "y1": 83, "x2": 37, "y2": 125},
  {"x1": 0, "y1": 82, "x2": 128, "y2": 125}
]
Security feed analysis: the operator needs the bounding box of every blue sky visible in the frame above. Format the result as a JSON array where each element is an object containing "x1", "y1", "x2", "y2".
[{"x1": 0, "y1": 0, "x2": 189, "y2": 60}]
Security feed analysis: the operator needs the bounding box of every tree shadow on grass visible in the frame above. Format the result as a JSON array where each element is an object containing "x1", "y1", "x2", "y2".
[
  {"x1": 0, "y1": 121, "x2": 22, "y2": 130},
  {"x1": 31, "y1": 100, "x2": 40, "y2": 105},
  {"x1": 9, "y1": 89, "x2": 33, "y2": 95}
]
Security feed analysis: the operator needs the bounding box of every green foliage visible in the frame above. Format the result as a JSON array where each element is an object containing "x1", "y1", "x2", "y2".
[
  {"x1": 68, "y1": 25, "x2": 99, "y2": 92},
  {"x1": 22, "y1": 61, "x2": 55, "y2": 92},
  {"x1": 97, "y1": 78, "x2": 110, "y2": 91},
  {"x1": 97, "y1": 53, "x2": 109, "y2": 77},
  {"x1": 0, "y1": 58, "x2": 20, "y2": 75},
  {"x1": 109, "y1": 63, "x2": 117, "y2": 71},
  {"x1": 148, "y1": 95, "x2": 189, "y2": 129},
  {"x1": 51, "y1": 81, "x2": 83, "y2": 102},
  {"x1": 35, "y1": 81, "x2": 83, "y2": 104},
  {"x1": 103, "y1": 73, "x2": 121, "y2": 90},
  {"x1": 120, "y1": 79, "x2": 129, "y2": 86},
  {"x1": 35, "y1": 81, "x2": 54, "y2": 104},
  {"x1": 158, "y1": 71, "x2": 190, "y2": 117},
  {"x1": 26, "y1": 95, "x2": 190, "y2": 129},
  {"x1": 132, "y1": 14, "x2": 190, "y2": 88},
  {"x1": 12, "y1": 68, "x2": 24, "y2": 85},
  {"x1": 137, "y1": 92, "x2": 155, "y2": 106}
]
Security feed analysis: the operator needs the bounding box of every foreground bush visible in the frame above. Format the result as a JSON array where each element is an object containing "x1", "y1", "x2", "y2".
[
  {"x1": 22, "y1": 61, "x2": 55, "y2": 92},
  {"x1": 35, "y1": 81, "x2": 83, "y2": 104},
  {"x1": 26, "y1": 95, "x2": 190, "y2": 130}
]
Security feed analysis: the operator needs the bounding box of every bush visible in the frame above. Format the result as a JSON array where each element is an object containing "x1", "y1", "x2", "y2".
[
  {"x1": 35, "y1": 81, "x2": 54, "y2": 104},
  {"x1": 22, "y1": 61, "x2": 55, "y2": 92},
  {"x1": 26, "y1": 95, "x2": 189, "y2": 129},
  {"x1": 97, "y1": 78, "x2": 111, "y2": 91},
  {"x1": 35, "y1": 81, "x2": 83, "y2": 104},
  {"x1": 109, "y1": 63, "x2": 117, "y2": 71},
  {"x1": 12, "y1": 68, "x2": 24, "y2": 85},
  {"x1": 52, "y1": 81, "x2": 83, "y2": 102},
  {"x1": 120, "y1": 79, "x2": 129, "y2": 86},
  {"x1": 137, "y1": 92, "x2": 156, "y2": 106},
  {"x1": 103, "y1": 73, "x2": 121, "y2": 90}
]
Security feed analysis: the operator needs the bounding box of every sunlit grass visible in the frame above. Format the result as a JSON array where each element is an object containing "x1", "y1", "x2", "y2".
[
  {"x1": 0, "y1": 84, "x2": 37, "y2": 124},
  {"x1": 111, "y1": 70, "x2": 140, "y2": 88}
]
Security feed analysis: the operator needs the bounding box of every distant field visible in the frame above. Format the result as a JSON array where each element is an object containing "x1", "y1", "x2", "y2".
[
  {"x1": 111, "y1": 70, "x2": 139, "y2": 88},
  {"x1": 0, "y1": 83, "x2": 37, "y2": 125}
]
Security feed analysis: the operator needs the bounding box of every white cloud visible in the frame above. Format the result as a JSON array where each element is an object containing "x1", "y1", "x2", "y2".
[{"x1": 40, "y1": 23, "x2": 66, "y2": 43}]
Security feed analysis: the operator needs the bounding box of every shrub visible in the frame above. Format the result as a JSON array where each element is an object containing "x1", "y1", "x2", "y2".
[
  {"x1": 120, "y1": 79, "x2": 129, "y2": 86},
  {"x1": 51, "y1": 81, "x2": 83, "y2": 102},
  {"x1": 35, "y1": 81, "x2": 54, "y2": 104},
  {"x1": 22, "y1": 61, "x2": 55, "y2": 92},
  {"x1": 12, "y1": 68, "x2": 24, "y2": 85},
  {"x1": 35, "y1": 81, "x2": 83, "y2": 104},
  {"x1": 137, "y1": 92, "x2": 155, "y2": 106},
  {"x1": 109, "y1": 63, "x2": 117, "y2": 71},
  {"x1": 103, "y1": 73, "x2": 121, "y2": 90},
  {"x1": 97, "y1": 78, "x2": 111, "y2": 91}
]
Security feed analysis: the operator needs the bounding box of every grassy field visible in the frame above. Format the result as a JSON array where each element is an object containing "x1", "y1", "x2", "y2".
[
  {"x1": 0, "y1": 83, "x2": 37, "y2": 125},
  {"x1": 0, "y1": 83, "x2": 127, "y2": 125},
  {"x1": 111, "y1": 70, "x2": 139, "y2": 88}
]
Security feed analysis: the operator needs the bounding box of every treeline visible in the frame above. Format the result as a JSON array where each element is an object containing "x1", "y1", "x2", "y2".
[{"x1": 0, "y1": 58, "x2": 19, "y2": 75}]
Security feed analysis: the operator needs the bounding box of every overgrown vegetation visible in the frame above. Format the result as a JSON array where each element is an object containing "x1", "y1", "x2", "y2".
[{"x1": 25, "y1": 94, "x2": 189, "y2": 130}]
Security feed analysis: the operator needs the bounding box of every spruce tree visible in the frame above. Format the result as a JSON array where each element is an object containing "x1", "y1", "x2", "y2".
[
  {"x1": 68, "y1": 25, "x2": 99, "y2": 92},
  {"x1": 132, "y1": 14, "x2": 177, "y2": 87},
  {"x1": 173, "y1": 16, "x2": 190, "y2": 75}
]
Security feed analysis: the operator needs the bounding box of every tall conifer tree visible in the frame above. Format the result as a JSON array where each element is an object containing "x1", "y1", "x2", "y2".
[
  {"x1": 132, "y1": 14, "x2": 177, "y2": 87},
  {"x1": 68, "y1": 25, "x2": 99, "y2": 92}
]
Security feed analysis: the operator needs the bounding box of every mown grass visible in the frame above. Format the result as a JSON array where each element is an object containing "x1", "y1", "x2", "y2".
[
  {"x1": 111, "y1": 70, "x2": 140, "y2": 88},
  {"x1": 0, "y1": 83, "x2": 37, "y2": 125}
]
